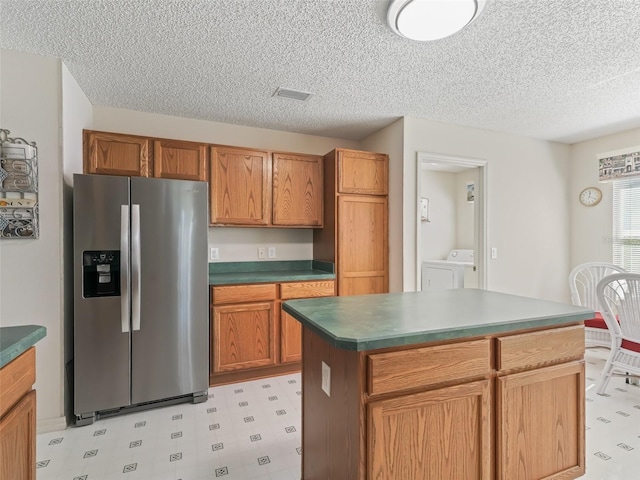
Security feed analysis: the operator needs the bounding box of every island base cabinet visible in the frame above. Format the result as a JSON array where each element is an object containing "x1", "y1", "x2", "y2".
[
  {"x1": 496, "y1": 361, "x2": 585, "y2": 480},
  {"x1": 368, "y1": 380, "x2": 492, "y2": 480}
]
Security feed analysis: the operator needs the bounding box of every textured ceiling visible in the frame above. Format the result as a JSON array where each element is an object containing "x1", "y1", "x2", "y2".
[{"x1": 1, "y1": 0, "x2": 640, "y2": 143}]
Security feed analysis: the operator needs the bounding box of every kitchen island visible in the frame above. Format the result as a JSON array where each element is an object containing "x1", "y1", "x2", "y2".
[{"x1": 283, "y1": 289, "x2": 594, "y2": 480}]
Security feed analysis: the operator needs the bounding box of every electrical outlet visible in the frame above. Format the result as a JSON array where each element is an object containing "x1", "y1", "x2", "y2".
[
  {"x1": 321, "y1": 361, "x2": 331, "y2": 397},
  {"x1": 491, "y1": 247, "x2": 498, "y2": 259},
  {"x1": 209, "y1": 247, "x2": 219, "y2": 261},
  {"x1": 258, "y1": 247, "x2": 266, "y2": 259},
  {"x1": 268, "y1": 247, "x2": 276, "y2": 259}
]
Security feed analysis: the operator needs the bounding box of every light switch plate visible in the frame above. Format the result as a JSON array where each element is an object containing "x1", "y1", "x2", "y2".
[
  {"x1": 210, "y1": 247, "x2": 219, "y2": 260},
  {"x1": 268, "y1": 247, "x2": 276, "y2": 258},
  {"x1": 321, "y1": 361, "x2": 331, "y2": 397}
]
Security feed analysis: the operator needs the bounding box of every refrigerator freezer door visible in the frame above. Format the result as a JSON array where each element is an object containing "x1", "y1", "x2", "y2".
[
  {"x1": 73, "y1": 174, "x2": 131, "y2": 416},
  {"x1": 130, "y1": 177, "x2": 209, "y2": 404}
]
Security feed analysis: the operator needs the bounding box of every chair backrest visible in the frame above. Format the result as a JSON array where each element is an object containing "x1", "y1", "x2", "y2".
[
  {"x1": 596, "y1": 272, "x2": 640, "y2": 342},
  {"x1": 569, "y1": 262, "x2": 626, "y2": 310}
]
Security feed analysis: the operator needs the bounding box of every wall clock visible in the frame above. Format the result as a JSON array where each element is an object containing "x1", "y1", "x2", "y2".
[{"x1": 579, "y1": 187, "x2": 602, "y2": 206}]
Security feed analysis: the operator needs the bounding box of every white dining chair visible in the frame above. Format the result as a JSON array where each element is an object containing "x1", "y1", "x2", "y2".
[
  {"x1": 595, "y1": 272, "x2": 640, "y2": 395},
  {"x1": 569, "y1": 262, "x2": 626, "y2": 348}
]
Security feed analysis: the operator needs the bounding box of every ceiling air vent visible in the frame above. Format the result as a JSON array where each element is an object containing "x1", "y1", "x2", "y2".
[{"x1": 273, "y1": 87, "x2": 313, "y2": 101}]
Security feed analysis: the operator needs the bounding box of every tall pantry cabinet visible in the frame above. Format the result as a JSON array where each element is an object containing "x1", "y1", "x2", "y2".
[{"x1": 314, "y1": 149, "x2": 389, "y2": 296}]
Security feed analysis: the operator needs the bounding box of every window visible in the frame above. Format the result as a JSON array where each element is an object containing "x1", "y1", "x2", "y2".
[{"x1": 613, "y1": 178, "x2": 640, "y2": 273}]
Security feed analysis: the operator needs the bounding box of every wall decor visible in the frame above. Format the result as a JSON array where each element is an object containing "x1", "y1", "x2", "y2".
[
  {"x1": 0, "y1": 128, "x2": 39, "y2": 238},
  {"x1": 598, "y1": 145, "x2": 640, "y2": 181},
  {"x1": 466, "y1": 182, "x2": 475, "y2": 202}
]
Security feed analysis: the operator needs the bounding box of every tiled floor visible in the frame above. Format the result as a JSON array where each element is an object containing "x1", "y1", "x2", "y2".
[{"x1": 35, "y1": 349, "x2": 639, "y2": 480}]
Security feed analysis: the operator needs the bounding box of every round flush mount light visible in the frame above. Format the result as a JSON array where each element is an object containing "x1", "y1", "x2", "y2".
[{"x1": 387, "y1": 0, "x2": 486, "y2": 41}]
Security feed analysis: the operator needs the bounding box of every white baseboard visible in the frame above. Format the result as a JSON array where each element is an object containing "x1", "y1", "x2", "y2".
[{"x1": 37, "y1": 416, "x2": 68, "y2": 434}]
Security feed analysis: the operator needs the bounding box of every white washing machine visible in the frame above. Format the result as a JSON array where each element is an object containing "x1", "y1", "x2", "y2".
[{"x1": 421, "y1": 249, "x2": 474, "y2": 291}]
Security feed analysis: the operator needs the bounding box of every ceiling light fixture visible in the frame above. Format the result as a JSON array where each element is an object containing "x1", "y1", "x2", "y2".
[{"x1": 387, "y1": 0, "x2": 486, "y2": 42}]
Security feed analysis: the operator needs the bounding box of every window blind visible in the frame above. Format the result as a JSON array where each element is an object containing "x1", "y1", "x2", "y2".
[{"x1": 613, "y1": 178, "x2": 640, "y2": 273}]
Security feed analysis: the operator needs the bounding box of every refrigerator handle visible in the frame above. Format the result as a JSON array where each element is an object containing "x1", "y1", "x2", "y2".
[
  {"x1": 132, "y1": 204, "x2": 142, "y2": 331},
  {"x1": 120, "y1": 205, "x2": 130, "y2": 333}
]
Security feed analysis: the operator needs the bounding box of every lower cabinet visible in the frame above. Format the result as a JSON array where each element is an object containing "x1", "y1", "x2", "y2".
[
  {"x1": 368, "y1": 380, "x2": 491, "y2": 480},
  {"x1": 0, "y1": 348, "x2": 37, "y2": 480},
  {"x1": 210, "y1": 279, "x2": 335, "y2": 384},
  {"x1": 497, "y1": 361, "x2": 585, "y2": 480},
  {"x1": 302, "y1": 324, "x2": 585, "y2": 480},
  {"x1": 212, "y1": 302, "x2": 277, "y2": 372}
]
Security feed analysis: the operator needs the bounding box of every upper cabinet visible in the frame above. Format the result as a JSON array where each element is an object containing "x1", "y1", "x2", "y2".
[
  {"x1": 84, "y1": 130, "x2": 151, "y2": 177},
  {"x1": 153, "y1": 139, "x2": 208, "y2": 181},
  {"x1": 210, "y1": 147, "x2": 323, "y2": 228},
  {"x1": 83, "y1": 130, "x2": 208, "y2": 182},
  {"x1": 84, "y1": 130, "x2": 324, "y2": 229},
  {"x1": 210, "y1": 146, "x2": 270, "y2": 226},
  {"x1": 272, "y1": 153, "x2": 323, "y2": 227},
  {"x1": 338, "y1": 149, "x2": 388, "y2": 195}
]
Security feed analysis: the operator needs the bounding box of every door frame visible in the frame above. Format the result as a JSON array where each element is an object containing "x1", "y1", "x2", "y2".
[{"x1": 415, "y1": 152, "x2": 488, "y2": 290}]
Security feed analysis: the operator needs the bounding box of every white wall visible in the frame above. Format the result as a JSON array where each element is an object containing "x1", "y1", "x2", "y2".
[
  {"x1": 92, "y1": 107, "x2": 360, "y2": 262},
  {"x1": 455, "y1": 169, "x2": 478, "y2": 250},
  {"x1": 360, "y1": 118, "x2": 404, "y2": 292},
  {"x1": 421, "y1": 170, "x2": 456, "y2": 261},
  {"x1": 569, "y1": 127, "x2": 640, "y2": 268},
  {"x1": 61, "y1": 62, "x2": 93, "y2": 424},
  {"x1": 0, "y1": 50, "x2": 65, "y2": 430},
  {"x1": 402, "y1": 117, "x2": 572, "y2": 302}
]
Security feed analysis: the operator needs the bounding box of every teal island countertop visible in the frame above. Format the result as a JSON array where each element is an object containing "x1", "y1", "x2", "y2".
[
  {"x1": 0, "y1": 325, "x2": 47, "y2": 368},
  {"x1": 283, "y1": 289, "x2": 595, "y2": 351},
  {"x1": 209, "y1": 260, "x2": 335, "y2": 285}
]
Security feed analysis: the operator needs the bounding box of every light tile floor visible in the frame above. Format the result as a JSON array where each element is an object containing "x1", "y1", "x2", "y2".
[{"x1": 35, "y1": 349, "x2": 639, "y2": 480}]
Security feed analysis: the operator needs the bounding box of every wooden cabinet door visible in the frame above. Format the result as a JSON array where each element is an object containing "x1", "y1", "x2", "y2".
[
  {"x1": 153, "y1": 139, "x2": 207, "y2": 181},
  {"x1": 338, "y1": 195, "x2": 388, "y2": 295},
  {"x1": 84, "y1": 130, "x2": 151, "y2": 176},
  {"x1": 280, "y1": 280, "x2": 335, "y2": 363},
  {"x1": 368, "y1": 380, "x2": 491, "y2": 480},
  {"x1": 210, "y1": 147, "x2": 270, "y2": 225},
  {"x1": 272, "y1": 153, "x2": 323, "y2": 227},
  {"x1": 0, "y1": 390, "x2": 36, "y2": 480},
  {"x1": 212, "y1": 302, "x2": 276, "y2": 372},
  {"x1": 280, "y1": 308, "x2": 302, "y2": 363},
  {"x1": 496, "y1": 361, "x2": 585, "y2": 480},
  {"x1": 338, "y1": 149, "x2": 388, "y2": 195}
]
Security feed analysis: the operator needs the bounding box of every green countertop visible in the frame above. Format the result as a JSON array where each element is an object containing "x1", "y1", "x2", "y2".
[
  {"x1": 209, "y1": 260, "x2": 335, "y2": 285},
  {"x1": 283, "y1": 289, "x2": 595, "y2": 351},
  {"x1": 0, "y1": 325, "x2": 47, "y2": 368}
]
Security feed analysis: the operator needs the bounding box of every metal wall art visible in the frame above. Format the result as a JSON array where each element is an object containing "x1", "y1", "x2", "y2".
[{"x1": 0, "y1": 128, "x2": 39, "y2": 239}]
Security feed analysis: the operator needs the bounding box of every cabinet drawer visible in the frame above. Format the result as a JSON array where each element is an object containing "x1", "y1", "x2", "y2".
[
  {"x1": 367, "y1": 339, "x2": 491, "y2": 396},
  {"x1": 211, "y1": 284, "x2": 276, "y2": 305},
  {"x1": 0, "y1": 347, "x2": 35, "y2": 418},
  {"x1": 280, "y1": 281, "x2": 335, "y2": 300},
  {"x1": 496, "y1": 325, "x2": 585, "y2": 372}
]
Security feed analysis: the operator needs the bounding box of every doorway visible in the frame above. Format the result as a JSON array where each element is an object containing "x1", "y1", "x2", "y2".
[{"x1": 415, "y1": 152, "x2": 488, "y2": 290}]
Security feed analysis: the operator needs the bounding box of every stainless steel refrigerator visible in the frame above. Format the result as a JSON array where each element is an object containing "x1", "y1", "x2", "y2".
[{"x1": 73, "y1": 174, "x2": 209, "y2": 425}]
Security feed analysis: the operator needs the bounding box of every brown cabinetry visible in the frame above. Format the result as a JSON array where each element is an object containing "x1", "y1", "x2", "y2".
[
  {"x1": 272, "y1": 153, "x2": 323, "y2": 227},
  {"x1": 210, "y1": 279, "x2": 334, "y2": 385},
  {"x1": 211, "y1": 284, "x2": 277, "y2": 374},
  {"x1": 84, "y1": 130, "x2": 152, "y2": 177},
  {"x1": 0, "y1": 348, "x2": 37, "y2": 480},
  {"x1": 302, "y1": 324, "x2": 585, "y2": 480},
  {"x1": 279, "y1": 280, "x2": 335, "y2": 364},
  {"x1": 84, "y1": 130, "x2": 208, "y2": 182},
  {"x1": 210, "y1": 147, "x2": 323, "y2": 227},
  {"x1": 495, "y1": 325, "x2": 585, "y2": 480},
  {"x1": 338, "y1": 148, "x2": 388, "y2": 195},
  {"x1": 210, "y1": 146, "x2": 270, "y2": 225},
  {"x1": 315, "y1": 148, "x2": 389, "y2": 296},
  {"x1": 154, "y1": 139, "x2": 208, "y2": 181}
]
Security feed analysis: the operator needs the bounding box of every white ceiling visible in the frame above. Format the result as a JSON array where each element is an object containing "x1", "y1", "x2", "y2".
[{"x1": 2, "y1": 0, "x2": 639, "y2": 143}]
